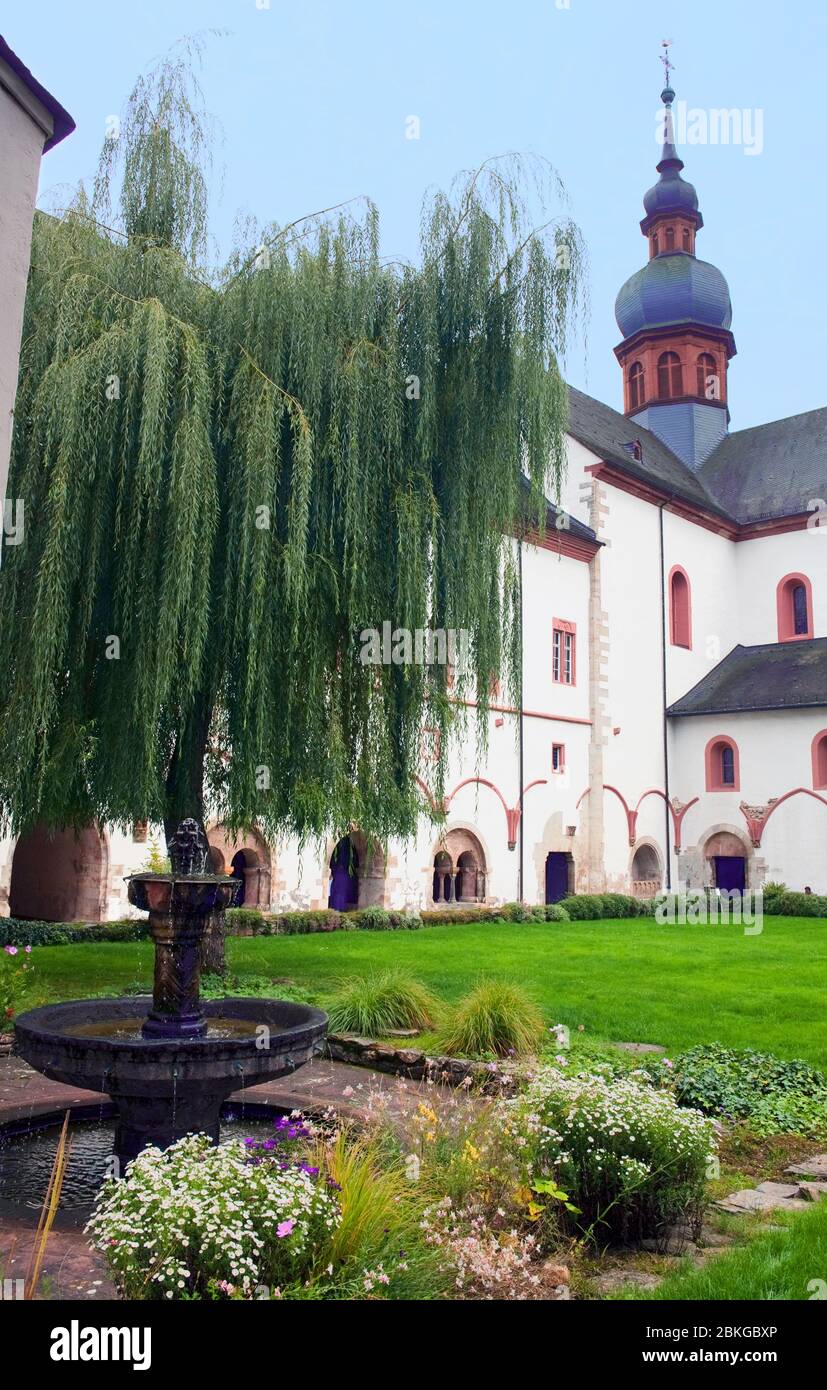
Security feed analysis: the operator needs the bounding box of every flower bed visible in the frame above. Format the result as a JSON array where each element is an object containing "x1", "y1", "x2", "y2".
[
  {"x1": 86, "y1": 1131, "x2": 340, "y2": 1299},
  {"x1": 509, "y1": 1067, "x2": 715, "y2": 1245}
]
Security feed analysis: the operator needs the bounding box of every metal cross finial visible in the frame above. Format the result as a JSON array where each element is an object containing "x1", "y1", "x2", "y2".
[{"x1": 660, "y1": 39, "x2": 674, "y2": 90}]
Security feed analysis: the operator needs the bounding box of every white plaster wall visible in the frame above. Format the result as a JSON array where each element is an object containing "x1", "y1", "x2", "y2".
[
  {"x1": 0, "y1": 81, "x2": 46, "y2": 506},
  {"x1": 670, "y1": 709, "x2": 827, "y2": 893},
  {"x1": 735, "y1": 530, "x2": 827, "y2": 646}
]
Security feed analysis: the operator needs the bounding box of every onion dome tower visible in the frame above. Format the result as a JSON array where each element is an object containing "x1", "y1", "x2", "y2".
[{"x1": 614, "y1": 63, "x2": 736, "y2": 469}]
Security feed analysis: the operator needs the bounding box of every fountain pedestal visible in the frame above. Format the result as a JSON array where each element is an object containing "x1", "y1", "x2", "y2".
[{"x1": 14, "y1": 819, "x2": 328, "y2": 1166}]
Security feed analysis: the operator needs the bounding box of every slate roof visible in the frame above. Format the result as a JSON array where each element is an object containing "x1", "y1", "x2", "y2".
[
  {"x1": 566, "y1": 386, "x2": 827, "y2": 528},
  {"x1": 666, "y1": 639, "x2": 827, "y2": 717},
  {"x1": 518, "y1": 470, "x2": 599, "y2": 545},
  {"x1": 0, "y1": 36, "x2": 74, "y2": 150},
  {"x1": 566, "y1": 386, "x2": 731, "y2": 519},
  {"x1": 698, "y1": 407, "x2": 827, "y2": 524}
]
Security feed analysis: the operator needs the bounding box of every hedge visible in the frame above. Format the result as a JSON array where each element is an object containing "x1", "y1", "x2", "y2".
[
  {"x1": 421, "y1": 902, "x2": 570, "y2": 925},
  {"x1": 225, "y1": 906, "x2": 423, "y2": 935},
  {"x1": 0, "y1": 917, "x2": 150, "y2": 947},
  {"x1": 763, "y1": 890, "x2": 827, "y2": 917},
  {"x1": 557, "y1": 893, "x2": 647, "y2": 921}
]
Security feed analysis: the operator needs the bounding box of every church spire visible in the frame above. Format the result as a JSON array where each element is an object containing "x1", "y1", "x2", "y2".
[{"x1": 611, "y1": 49, "x2": 736, "y2": 469}]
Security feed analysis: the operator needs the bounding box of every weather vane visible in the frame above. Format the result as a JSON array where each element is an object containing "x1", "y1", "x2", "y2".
[{"x1": 660, "y1": 39, "x2": 674, "y2": 90}]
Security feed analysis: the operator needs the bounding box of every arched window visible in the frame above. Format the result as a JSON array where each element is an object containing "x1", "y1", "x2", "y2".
[
  {"x1": 665, "y1": 226, "x2": 675, "y2": 250},
  {"x1": 682, "y1": 227, "x2": 691, "y2": 251},
  {"x1": 696, "y1": 352, "x2": 718, "y2": 399},
  {"x1": 668, "y1": 566, "x2": 692, "y2": 648},
  {"x1": 628, "y1": 361, "x2": 644, "y2": 410},
  {"x1": 812, "y1": 731, "x2": 827, "y2": 789},
  {"x1": 657, "y1": 351, "x2": 683, "y2": 399},
  {"x1": 652, "y1": 232, "x2": 659, "y2": 255},
  {"x1": 776, "y1": 573, "x2": 814, "y2": 641},
  {"x1": 705, "y1": 736, "x2": 740, "y2": 792}
]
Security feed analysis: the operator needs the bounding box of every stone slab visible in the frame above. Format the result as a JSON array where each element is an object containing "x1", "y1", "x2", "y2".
[{"x1": 786, "y1": 1154, "x2": 827, "y2": 1179}]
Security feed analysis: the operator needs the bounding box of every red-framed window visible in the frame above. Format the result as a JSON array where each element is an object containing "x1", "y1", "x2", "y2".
[
  {"x1": 628, "y1": 361, "x2": 644, "y2": 410},
  {"x1": 657, "y1": 351, "x2": 683, "y2": 399},
  {"x1": 551, "y1": 743, "x2": 566, "y2": 773},
  {"x1": 668, "y1": 565, "x2": 692, "y2": 649},
  {"x1": 776, "y1": 573, "x2": 813, "y2": 642},
  {"x1": 705, "y1": 735, "x2": 740, "y2": 792},
  {"x1": 552, "y1": 619, "x2": 576, "y2": 685},
  {"x1": 812, "y1": 730, "x2": 827, "y2": 789}
]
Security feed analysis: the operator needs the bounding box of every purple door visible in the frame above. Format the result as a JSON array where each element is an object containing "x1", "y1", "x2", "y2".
[
  {"x1": 545, "y1": 853, "x2": 569, "y2": 904},
  {"x1": 328, "y1": 837, "x2": 359, "y2": 911},
  {"x1": 714, "y1": 856, "x2": 746, "y2": 892}
]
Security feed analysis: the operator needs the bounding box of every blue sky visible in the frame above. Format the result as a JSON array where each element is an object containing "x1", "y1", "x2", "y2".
[{"x1": 4, "y1": 0, "x2": 825, "y2": 429}]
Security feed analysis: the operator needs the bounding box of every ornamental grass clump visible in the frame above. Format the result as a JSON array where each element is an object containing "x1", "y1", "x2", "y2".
[
  {"x1": 86, "y1": 1132, "x2": 340, "y2": 1299},
  {"x1": 509, "y1": 1068, "x2": 715, "y2": 1246},
  {"x1": 439, "y1": 981, "x2": 545, "y2": 1058},
  {"x1": 325, "y1": 971, "x2": 438, "y2": 1036}
]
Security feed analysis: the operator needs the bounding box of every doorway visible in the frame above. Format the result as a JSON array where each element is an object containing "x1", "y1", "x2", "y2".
[{"x1": 545, "y1": 852, "x2": 571, "y2": 904}]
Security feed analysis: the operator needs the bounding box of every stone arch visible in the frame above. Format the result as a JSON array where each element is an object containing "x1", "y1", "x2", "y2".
[
  {"x1": 326, "y1": 830, "x2": 387, "y2": 910},
  {"x1": 430, "y1": 825, "x2": 488, "y2": 905},
  {"x1": 533, "y1": 810, "x2": 579, "y2": 902},
  {"x1": 9, "y1": 823, "x2": 108, "y2": 922},
  {"x1": 683, "y1": 822, "x2": 761, "y2": 891},
  {"x1": 629, "y1": 839, "x2": 662, "y2": 898},
  {"x1": 206, "y1": 824, "x2": 272, "y2": 909}
]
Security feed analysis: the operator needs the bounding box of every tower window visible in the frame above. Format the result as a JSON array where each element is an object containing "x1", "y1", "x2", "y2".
[
  {"x1": 652, "y1": 232, "x2": 659, "y2": 255},
  {"x1": 696, "y1": 352, "x2": 718, "y2": 399},
  {"x1": 669, "y1": 566, "x2": 692, "y2": 648},
  {"x1": 551, "y1": 743, "x2": 565, "y2": 773},
  {"x1": 776, "y1": 573, "x2": 813, "y2": 641},
  {"x1": 705, "y1": 736, "x2": 740, "y2": 792},
  {"x1": 665, "y1": 226, "x2": 675, "y2": 250},
  {"x1": 657, "y1": 351, "x2": 683, "y2": 399},
  {"x1": 628, "y1": 361, "x2": 644, "y2": 410},
  {"x1": 682, "y1": 227, "x2": 691, "y2": 250}
]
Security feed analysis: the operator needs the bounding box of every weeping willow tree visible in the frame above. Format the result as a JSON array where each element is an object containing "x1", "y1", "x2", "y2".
[{"x1": 0, "y1": 47, "x2": 586, "y2": 854}]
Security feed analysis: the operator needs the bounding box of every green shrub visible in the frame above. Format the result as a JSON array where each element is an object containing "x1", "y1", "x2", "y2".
[
  {"x1": 326, "y1": 971, "x2": 438, "y2": 1036},
  {"x1": 557, "y1": 894, "x2": 605, "y2": 920},
  {"x1": 763, "y1": 890, "x2": 827, "y2": 917},
  {"x1": 438, "y1": 980, "x2": 545, "y2": 1059},
  {"x1": 201, "y1": 972, "x2": 315, "y2": 1005},
  {"x1": 225, "y1": 907, "x2": 267, "y2": 935},
  {"x1": 420, "y1": 906, "x2": 502, "y2": 926},
  {"x1": 544, "y1": 903, "x2": 570, "y2": 922},
  {"x1": 672, "y1": 1044, "x2": 827, "y2": 1135},
  {"x1": 346, "y1": 907, "x2": 421, "y2": 931},
  {"x1": 510, "y1": 1068, "x2": 715, "y2": 1244},
  {"x1": 599, "y1": 893, "x2": 640, "y2": 919},
  {"x1": 761, "y1": 880, "x2": 787, "y2": 900},
  {"x1": 266, "y1": 909, "x2": 344, "y2": 934},
  {"x1": 0, "y1": 917, "x2": 150, "y2": 947}
]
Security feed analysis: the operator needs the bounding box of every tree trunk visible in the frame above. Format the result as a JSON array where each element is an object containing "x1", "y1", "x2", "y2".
[{"x1": 163, "y1": 694, "x2": 228, "y2": 974}]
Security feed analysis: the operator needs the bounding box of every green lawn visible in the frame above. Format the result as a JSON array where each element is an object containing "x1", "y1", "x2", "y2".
[
  {"x1": 21, "y1": 915, "x2": 827, "y2": 1067},
  {"x1": 615, "y1": 1201, "x2": 827, "y2": 1301}
]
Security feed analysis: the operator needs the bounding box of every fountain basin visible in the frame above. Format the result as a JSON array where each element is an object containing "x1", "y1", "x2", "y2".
[{"x1": 14, "y1": 995, "x2": 328, "y2": 1164}]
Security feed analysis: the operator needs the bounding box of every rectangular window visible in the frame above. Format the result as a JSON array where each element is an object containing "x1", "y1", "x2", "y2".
[
  {"x1": 552, "y1": 743, "x2": 565, "y2": 773},
  {"x1": 552, "y1": 619, "x2": 576, "y2": 685}
]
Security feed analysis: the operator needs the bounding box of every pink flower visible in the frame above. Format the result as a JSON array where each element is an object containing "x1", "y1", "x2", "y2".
[
  {"x1": 4, "y1": 945, "x2": 18, "y2": 956},
  {"x1": 24, "y1": 945, "x2": 32, "y2": 954},
  {"x1": 276, "y1": 1219, "x2": 296, "y2": 1239}
]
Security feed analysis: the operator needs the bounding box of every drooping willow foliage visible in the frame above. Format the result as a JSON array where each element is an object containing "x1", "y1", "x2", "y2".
[{"x1": 0, "y1": 51, "x2": 586, "y2": 846}]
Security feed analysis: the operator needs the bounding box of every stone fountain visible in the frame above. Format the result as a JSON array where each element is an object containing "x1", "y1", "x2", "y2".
[{"x1": 14, "y1": 819, "x2": 327, "y2": 1165}]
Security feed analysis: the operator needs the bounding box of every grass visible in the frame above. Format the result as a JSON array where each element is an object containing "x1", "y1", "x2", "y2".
[
  {"x1": 325, "y1": 970, "x2": 438, "y2": 1035},
  {"x1": 614, "y1": 1200, "x2": 827, "y2": 1300},
  {"x1": 437, "y1": 980, "x2": 545, "y2": 1058},
  {"x1": 20, "y1": 916, "x2": 827, "y2": 1068}
]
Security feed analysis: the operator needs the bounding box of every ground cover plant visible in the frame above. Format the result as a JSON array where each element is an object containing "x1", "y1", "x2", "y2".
[{"x1": 670, "y1": 1044, "x2": 827, "y2": 1139}]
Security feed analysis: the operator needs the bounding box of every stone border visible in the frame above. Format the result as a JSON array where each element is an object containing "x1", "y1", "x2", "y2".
[{"x1": 325, "y1": 1033, "x2": 521, "y2": 1094}]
